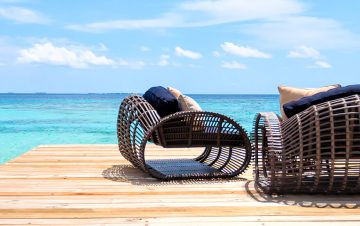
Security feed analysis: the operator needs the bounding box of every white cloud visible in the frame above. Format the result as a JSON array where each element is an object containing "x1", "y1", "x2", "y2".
[
  {"x1": 17, "y1": 42, "x2": 115, "y2": 68},
  {"x1": 221, "y1": 61, "x2": 247, "y2": 69},
  {"x1": 157, "y1": 54, "x2": 170, "y2": 66},
  {"x1": 66, "y1": 14, "x2": 183, "y2": 32},
  {"x1": 243, "y1": 17, "x2": 359, "y2": 49},
  {"x1": 67, "y1": 0, "x2": 303, "y2": 32},
  {"x1": 139, "y1": 46, "x2": 150, "y2": 52},
  {"x1": 221, "y1": 42, "x2": 272, "y2": 58},
  {"x1": 314, "y1": 61, "x2": 332, "y2": 69},
  {"x1": 179, "y1": 0, "x2": 303, "y2": 25},
  {"x1": 64, "y1": 0, "x2": 359, "y2": 50},
  {"x1": 0, "y1": 6, "x2": 49, "y2": 24},
  {"x1": 288, "y1": 45, "x2": 321, "y2": 59},
  {"x1": 175, "y1": 46, "x2": 202, "y2": 59},
  {"x1": 288, "y1": 45, "x2": 331, "y2": 69}
]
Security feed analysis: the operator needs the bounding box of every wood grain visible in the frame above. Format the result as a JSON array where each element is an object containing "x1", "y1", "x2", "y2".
[{"x1": 0, "y1": 144, "x2": 359, "y2": 225}]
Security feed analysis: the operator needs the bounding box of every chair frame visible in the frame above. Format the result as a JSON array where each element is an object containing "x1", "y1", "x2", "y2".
[
  {"x1": 117, "y1": 95, "x2": 252, "y2": 180},
  {"x1": 253, "y1": 94, "x2": 360, "y2": 194}
]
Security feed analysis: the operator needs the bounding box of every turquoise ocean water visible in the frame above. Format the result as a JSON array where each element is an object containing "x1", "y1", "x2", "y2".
[{"x1": 0, "y1": 94, "x2": 279, "y2": 164}]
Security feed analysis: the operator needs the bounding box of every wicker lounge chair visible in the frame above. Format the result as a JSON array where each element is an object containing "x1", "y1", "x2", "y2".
[
  {"x1": 253, "y1": 94, "x2": 360, "y2": 194},
  {"x1": 117, "y1": 95, "x2": 252, "y2": 180}
]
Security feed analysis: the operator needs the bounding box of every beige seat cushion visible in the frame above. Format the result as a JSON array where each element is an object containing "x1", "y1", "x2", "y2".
[
  {"x1": 167, "y1": 87, "x2": 202, "y2": 111},
  {"x1": 167, "y1": 87, "x2": 182, "y2": 99},
  {"x1": 178, "y1": 94, "x2": 203, "y2": 131},
  {"x1": 278, "y1": 84, "x2": 341, "y2": 120},
  {"x1": 178, "y1": 94, "x2": 202, "y2": 111}
]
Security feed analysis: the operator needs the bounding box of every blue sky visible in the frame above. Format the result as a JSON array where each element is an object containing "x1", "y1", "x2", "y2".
[{"x1": 0, "y1": 0, "x2": 359, "y2": 94}]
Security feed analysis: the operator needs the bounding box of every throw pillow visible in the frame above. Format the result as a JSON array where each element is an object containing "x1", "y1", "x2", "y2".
[
  {"x1": 278, "y1": 84, "x2": 341, "y2": 120},
  {"x1": 167, "y1": 87, "x2": 182, "y2": 99},
  {"x1": 283, "y1": 84, "x2": 360, "y2": 118},
  {"x1": 143, "y1": 86, "x2": 180, "y2": 118}
]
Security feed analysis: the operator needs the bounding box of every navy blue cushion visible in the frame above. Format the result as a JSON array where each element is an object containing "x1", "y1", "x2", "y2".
[
  {"x1": 143, "y1": 86, "x2": 180, "y2": 117},
  {"x1": 283, "y1": 84, "x2": 360, "y2": 118}
]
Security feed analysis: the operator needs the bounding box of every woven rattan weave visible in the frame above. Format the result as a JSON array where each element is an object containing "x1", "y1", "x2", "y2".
[
  {"x1": 253, "y1": 94, "x2": 360, "y2": 194},
  {"x1": 117, "y1": 95, "x2": 252, "y2": 180}
]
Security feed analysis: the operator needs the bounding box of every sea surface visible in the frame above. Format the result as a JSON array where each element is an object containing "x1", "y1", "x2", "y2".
[{"x1": 0, "y1": 94, "x2": 279, "y2": 164}]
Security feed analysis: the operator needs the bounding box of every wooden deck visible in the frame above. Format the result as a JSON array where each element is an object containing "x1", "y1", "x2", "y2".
[{"x1": 0, "y1": 144, "x2": 360, "y2": 225}]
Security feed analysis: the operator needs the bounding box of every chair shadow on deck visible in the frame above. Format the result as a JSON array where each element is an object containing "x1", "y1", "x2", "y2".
[
  {"x1": 102, "y1": 164, "x2": 247, "y2": 186},
  {"x1": 245, "y1": 180, "x2": 360, "y2": 209}
]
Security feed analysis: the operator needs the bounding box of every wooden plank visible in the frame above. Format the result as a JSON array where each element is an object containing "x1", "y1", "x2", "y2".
[
  {"x1": 1, "y1": 206, "x2": 360, "y2": 218},
  {"x1": 0, "y1": 144, "x2": 359, "y2": 225},
  {"x1": 2, "y1": 216, "x2": 360, "y2": 226}
]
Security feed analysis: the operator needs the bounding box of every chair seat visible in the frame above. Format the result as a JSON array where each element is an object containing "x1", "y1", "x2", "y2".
[{"x1": 146, "y1": 159, "x2": 221, "y2": 179}]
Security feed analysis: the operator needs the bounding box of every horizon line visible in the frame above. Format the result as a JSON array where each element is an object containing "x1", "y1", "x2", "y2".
[{"x1": 0, "y1": 92, "x2": 279, "y2": 95}]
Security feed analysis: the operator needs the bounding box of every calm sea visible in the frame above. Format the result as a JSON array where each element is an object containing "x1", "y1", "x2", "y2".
[{"x1": 0, "y1": 94, "x2": 279, "y2": 164}]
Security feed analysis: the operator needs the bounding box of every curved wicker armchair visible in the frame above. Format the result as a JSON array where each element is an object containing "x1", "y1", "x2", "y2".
[
  {"x1": 253, "y1": 94, "x2": 360, "y2": 194},
  {"x1": 117, "y1": 95, "x2": 252, "y2": 180}
]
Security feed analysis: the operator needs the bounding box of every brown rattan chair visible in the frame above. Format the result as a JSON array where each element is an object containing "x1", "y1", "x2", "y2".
[
  {"x1": 117, "y1": 95, "x2": 252, "y2": 180},
  {"x1": 253, "y1": 94, "x2": 360, "y2": 194}
]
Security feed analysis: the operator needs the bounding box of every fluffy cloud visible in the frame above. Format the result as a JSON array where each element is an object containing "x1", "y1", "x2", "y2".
[
  {"x1": 221, "y1": 61, "x2": 247, "y2": 69},
  {"x1": 0, "y1": 6, "x2": 48, "y2": 24},
  {"x1": 221, "y1": 42, "x2": 272, "y2": 58},
  {"x1": 17, "y1": 42, "x2": 115, "y2": 68},
  {"x1": 175, "y1": 47, "x2": 202, "y2": 59},
  {"x1": 288, "y1": 45, "x2": 332, "y2": 69},
  {"x1": 288, "y1": 45, "x2": 321, "y2": 59},
  {"x1": 314, "y1": 61, "x2": 332, "y2": 69},
  {"x1": 67, "y1": 0, "x2": 303, "y2": 32}
]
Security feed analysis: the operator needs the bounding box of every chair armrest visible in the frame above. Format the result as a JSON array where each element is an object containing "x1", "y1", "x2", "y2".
[
  {"x1": 120, "y1": 95, "x2": 160, "y2": 128},
  {"x1": 117, "y1": 95, "x2": 160, "y2": 167},
  {"x1": 252, "y1": 112, "x2": 283, "y2": 180}
]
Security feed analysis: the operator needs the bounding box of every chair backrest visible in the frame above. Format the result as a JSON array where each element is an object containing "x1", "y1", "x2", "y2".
[
  {"x1": 153, "y1": 111, "x2": 246, "y2": 148},
  {"x1": 281, "y1": 94, "x2": 360, "y2": 159}
]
